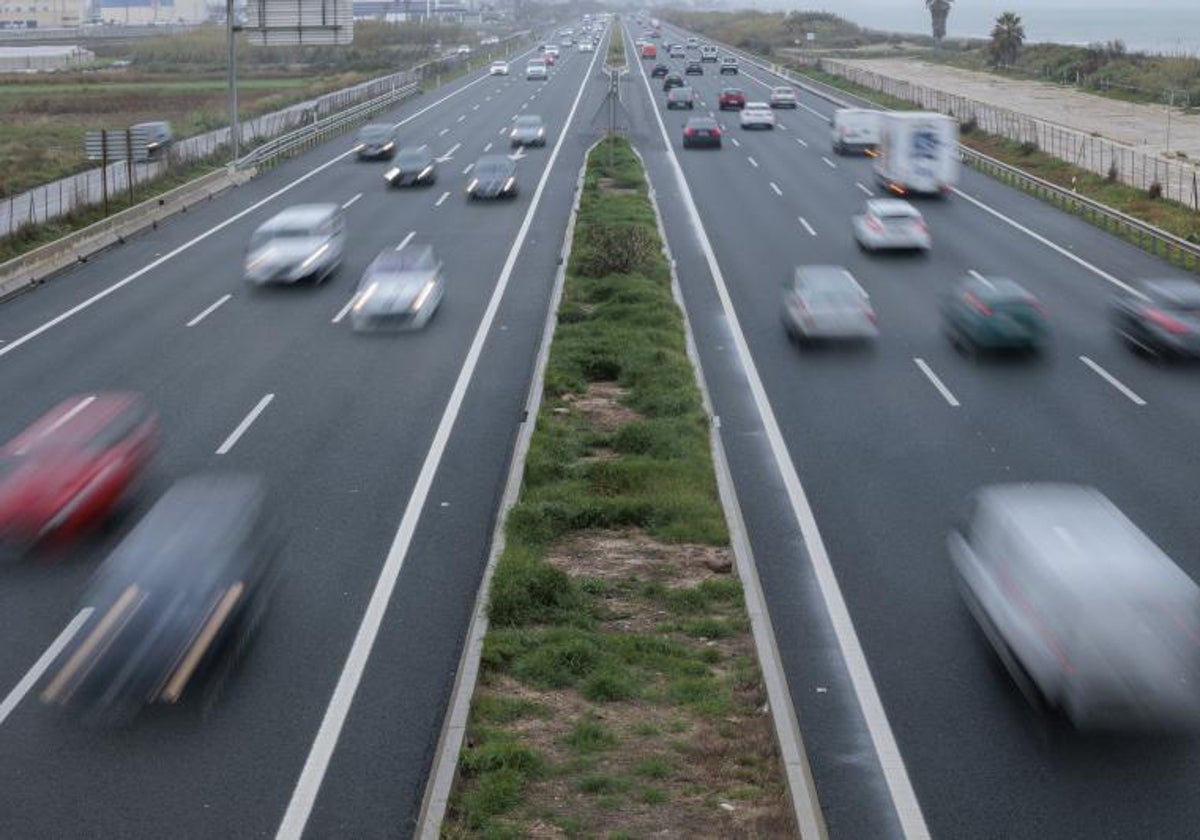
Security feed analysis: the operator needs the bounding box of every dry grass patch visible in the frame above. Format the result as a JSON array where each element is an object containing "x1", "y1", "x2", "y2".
[{"x1": 562, "y1": 382, "x2": 643, "y2": 433}]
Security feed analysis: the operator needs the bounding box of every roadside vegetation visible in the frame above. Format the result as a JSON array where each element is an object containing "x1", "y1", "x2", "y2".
[
  {"x1": 0, "y1": 20, "x2": 489, "y2": 198},
  {"x1": 443, "y1": 136, "x2": 795, "y2": 837},
  {"x1": 607, "y1": 18, "x2": 625, "y2": 67}
]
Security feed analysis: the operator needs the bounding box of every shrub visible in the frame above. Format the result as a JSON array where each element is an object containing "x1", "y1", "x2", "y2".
[
  {"x1": 1148, "y1": 180, "x2": 1163, "y2": 199},
  {"x1": 574, "y1": 223, "x2": 661, "y2": 278},
  {"x1": 1107, "y1": 163, "x2": 1119, "y2": 182},
  {"x1": 960, "y1": 115, "x2": 978, "y2": 134},
  {"x1": 1018, "y1": 140, "x2": 1039, "y2": 155},
  {"x1": 488, "y1": 550, "x2": 582, "y2": 627}
]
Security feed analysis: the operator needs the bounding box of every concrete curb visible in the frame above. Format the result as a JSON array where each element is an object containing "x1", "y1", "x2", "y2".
[
  {"x1": 632, "y1": 143, "x2": 827, "y2": 839},
  {"x1": 0, "y1": 166, "x2": 253, "y2": 302},
  {"x1": 413, "y1": 136, "x2": 597, "y2": 840}
]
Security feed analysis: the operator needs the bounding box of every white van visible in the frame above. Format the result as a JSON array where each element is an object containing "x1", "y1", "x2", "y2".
[
  {"x1": 244, "y1": 204, "x2": 345, "y2": 285},
  {"x1": 831, "y1": 108, "x2": 882, "y2": 156},
  {"x1": 699, "y1": 44, "x2": 718, "y2": 62},
  {"x1": 874, "y1": 111, "x2": 959, "y2": 196}
]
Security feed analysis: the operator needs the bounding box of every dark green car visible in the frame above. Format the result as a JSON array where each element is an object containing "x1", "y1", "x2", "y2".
[{"x1": 942, "y1": 275, "x2": 1048, "y2": 355}]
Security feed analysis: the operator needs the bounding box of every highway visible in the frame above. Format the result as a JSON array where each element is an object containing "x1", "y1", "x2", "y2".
[
  {"x1": 631, "y1": 22, "x2": 1200, "y2": 840},
  {"x1": 0, "y1": 30, "x2": 611, "y2": 839}
]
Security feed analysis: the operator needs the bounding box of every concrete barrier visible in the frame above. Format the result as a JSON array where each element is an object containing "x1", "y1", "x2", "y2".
[{"x1": 0, "y1": 166, "x2": 252, "y2": 301}]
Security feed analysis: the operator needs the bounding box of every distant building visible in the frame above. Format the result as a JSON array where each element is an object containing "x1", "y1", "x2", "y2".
[
  {"x1": 0, "y1": 0, "x2": 87, "y2": 28},
  {"x1": 95, "y1": 0, "x2": 208, "y2": 24},
  {"x1": 353, "y1": 0, "x2": 479, "y2": 22}
]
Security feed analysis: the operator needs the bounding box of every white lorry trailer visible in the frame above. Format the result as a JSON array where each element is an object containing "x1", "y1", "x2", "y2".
[{"x1": 874, "y1": 111, "x2": 959, "y2": 196}]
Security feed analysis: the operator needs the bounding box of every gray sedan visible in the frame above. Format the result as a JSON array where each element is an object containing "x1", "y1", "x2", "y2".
[
  {"x1": 782, "y1": 265, "x2": 877, "y2": 345},
  {"x1": 351, "y1": 244, "x2": 445, "y2": 332},
  {"x1": 510, "y1": 115, "x2": 548, "y2": 147}
]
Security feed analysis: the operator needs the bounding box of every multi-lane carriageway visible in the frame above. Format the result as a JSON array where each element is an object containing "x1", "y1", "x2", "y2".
[{"x1": 0, "y1": 16, "x2": 1199, "y2": 839}]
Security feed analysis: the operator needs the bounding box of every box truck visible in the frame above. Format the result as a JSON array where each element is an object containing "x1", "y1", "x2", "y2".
[{"x1": 874, "y1": 112, "x2": 959, "y2": 196}]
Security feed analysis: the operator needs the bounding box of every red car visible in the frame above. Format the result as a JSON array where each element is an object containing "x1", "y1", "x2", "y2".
[
  {"x1": 0, "y1": 393, "x2": 157, "y2": 551},
  {"x1": 718, "y1": 88, "x2": 746, "y2": 110}
]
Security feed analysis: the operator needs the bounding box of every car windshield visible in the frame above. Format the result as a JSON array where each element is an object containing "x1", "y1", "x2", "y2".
[
  {"x1": 396, "y1": 150, "x2": 429, "y2": 166},
  {"x1": 515, "y1": 117, "x2": 542, "y2": 128},
  {"x1": 373, "y1": 246, "x2": 436, "y2": 275},
  {"x1": 359, "y1": 125, "x2": 392, "y2": 142},
  {"x1": 475, "y1": 159, "x2": 512, "y2": 176}
]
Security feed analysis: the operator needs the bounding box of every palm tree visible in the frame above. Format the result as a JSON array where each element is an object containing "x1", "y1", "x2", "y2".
[
  {"x1": 926, "y1": 0, "x2": 953, "y2": 43},
  {"x1": 989, "y1": 11, "x2": 1026, "y2": 68}
]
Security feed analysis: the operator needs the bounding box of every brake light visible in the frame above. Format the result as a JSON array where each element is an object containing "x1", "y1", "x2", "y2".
[
  {"x1": 964, "y1": 292, "x2": 992, "y2": 316},
  {"x1": 866, "y1": 217, "x2": 883, "y2": 234},
  {"x1": 711, "y1": 127, "x2": 722, "y2": 137},
  {"x1": 913, "y1": 219, "x2": 929, "y2": 234},
  {"x1": 1144, "y1": 307, "x2": 1190, "y2": 334},
  {"x1": 865, "y1": 308, "x2": 877, "y2": 323},
  {"x1": 684, "y1": 128, "x2": 696, "y2": 136}
]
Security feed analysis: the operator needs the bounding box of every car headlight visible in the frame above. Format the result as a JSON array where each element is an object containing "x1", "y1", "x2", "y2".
[
  {"x1": 353, "y1": 282, "x2": 379, "y2": 312},
  {"x1": 419, "y1": 166, "x2": 433, "y2": 179},
  {"x1": 354, "y1": 143, "x2": 365, "y2": 152},
  {"x1": 504, "y1": 177, "x2": 516, "y2": 191},
  {"x1": 382, "y1": 141, "x2": 395, "y2": 151},
  {"x1": 299, "y1": 243, "x2": 330, "y2": 272},
  {"x1": 537, "y1": 128, "x2": 545, "y2": 136},
  {"x1": 510, "y1": 129, "x2": 519, "y2": 138},
  {"x1": 246, "y1": 249, "x2": 274, "y2": 272},
  {"x1": 467, "y1": 178, "x2": 479, "y2": 193},
  {"x1": 384, "y1": 167, "x2": 401, "y2": 182},
  {"x1": 411, "y1": 279, "x2": 436, "y2": 312}
]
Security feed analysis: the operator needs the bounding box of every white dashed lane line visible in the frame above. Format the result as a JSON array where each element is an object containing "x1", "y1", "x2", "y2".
[
  {"x1": 216, "y1": 394, "x2": 275, "y2": 455},
  {"x1": 822, "y1": 156, "x2": 837, "y2": 169},
  {"x1": 435, "y1": 191, "x2": 451, "y2": 207},
  {"x1": 730, "y1": 136, "x2": 741, "y2": 147},
  {"x1": 795, "y1": 137, "x2": 808, "y2": 148},
  {"x1": 185, "y1": 293, "x2": 232, "y2": 328},
  {"x1": 748, "y1": 156, "x2": 759, "y2": 168},
  {"x1": 769, "y1": 182, "x2": 783, "y2": 197},
  {"x1": 914, "y1": 358, "x2": 960, "y2": 407},
  {"x1": 798, "y1": 217, "x2": 817, "y2": 236},
  {"x1": 856, "y1": 182, "x2": 874, "y2": 197},
  {"x1": 341, "y1": 192, "x2": 362, "y2": 209},
  {"x1": 1080, "y1": 356, "x2": 1146, "y2": 406}
]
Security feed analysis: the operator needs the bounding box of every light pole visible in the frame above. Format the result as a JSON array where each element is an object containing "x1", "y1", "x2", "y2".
[{"x1": 226, "y1": 0, "x2": 240, "y2": 160}]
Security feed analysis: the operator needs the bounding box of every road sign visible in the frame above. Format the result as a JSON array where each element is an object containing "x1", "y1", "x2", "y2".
[
  {"x1": 245, "y1": 0, "x2": 354, "y2": 46},
  {"x1": 85, "y1": 128, "x2": 150, "y2": 163}
]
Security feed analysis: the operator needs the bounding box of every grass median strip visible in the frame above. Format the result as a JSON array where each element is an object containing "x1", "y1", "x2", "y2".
[{"x1": 443, "y1": 136, "x2": 795, "y2": 838}]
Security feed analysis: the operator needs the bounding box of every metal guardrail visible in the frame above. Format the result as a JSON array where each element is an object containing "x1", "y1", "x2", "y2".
[{"x1": 661, "y1": 22, "x2": 1200, "y2": 273}]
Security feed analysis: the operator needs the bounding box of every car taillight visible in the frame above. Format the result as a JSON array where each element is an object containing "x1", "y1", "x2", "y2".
[
  {"x1": 711, "y1": 127, "x2": 722, "y2": 136},
  {"x1": 1145, "y1": 307, "x2": 1190, "y2": 334},
  {"x1": 914, "y1": 220, "x2": 928, "y2": 234},
  {"x1": 866, "y1": 217, "x2": 883, "y2": 234},
  {"x1": 865, "y1": 307, "x2": 877, "y2": 323},
  {"x1": 684, "y1": 128, "x2": 696, "y2": 136},
  {"x1": 964, "y1": 292, "x2": 992, "y2": 316}
]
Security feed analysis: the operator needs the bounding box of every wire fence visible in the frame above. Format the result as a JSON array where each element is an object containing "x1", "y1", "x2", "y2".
[
  {"x1": 809, "y1": 57, "x2": 1200, "y2": 210},
  {"x1": 1, "y1": 30, "x2": 532, "y2": 239}
]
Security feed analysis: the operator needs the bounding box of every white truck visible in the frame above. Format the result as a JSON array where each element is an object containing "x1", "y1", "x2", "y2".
[
  {"x1": 830, "y1": 108, "x2": 882, "y2": 156},
  {"x1": 874, "y1": 112, "x2": 959, "y2": 196}
]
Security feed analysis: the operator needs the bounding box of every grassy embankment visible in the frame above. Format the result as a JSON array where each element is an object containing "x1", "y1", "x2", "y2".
[
  {"x1": 668, "y1": 12, "x2": 1200, "y2": 261},
  {"x1": 443, "y1": 136, "x2": 795, "y2": 838},
  {"x1": 0, "y1": 20, "x2": 473, "y2": 198}
]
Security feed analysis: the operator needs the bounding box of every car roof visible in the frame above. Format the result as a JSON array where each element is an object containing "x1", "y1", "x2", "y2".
[
  {"x1": 685, "y1": 116, "x2": 718, "y2": 128},
  {"x1": 1138, "y1": 278, "x2": 1200, "y2": 306},
  {"x1": 5, "y1": 393, "x2": 150, "y2": 456},
  {"x1": 744, "y1": 102, "x2": 770, "y2": 109},
  {"x1": 263, "y1": 204, "x2": 340, "y2": 228},
  {"x1": 515, "y1": 114, "x2": 543, "y2": 124},
  {"x1": 359, "y1": 123, "x2": 393, "y2": 135},
  {"x1": 959, "y1": 275, "x2": 1036, "y2": 301},
  {"x1": 369, "y1": 244, "x2": 437, "y2": 273},
  {"x1": 867, "y1": 198, "x2": 920, "y2": 217},
  {"x1": 771, "y1": 86, "x2": 794, "y2": 93},
  {"x1": 475, "y1": 154, "x2": 515, "y2": 172},
  {"x1": 793, "y1": 265, "x2": 857, "y2": 289}
]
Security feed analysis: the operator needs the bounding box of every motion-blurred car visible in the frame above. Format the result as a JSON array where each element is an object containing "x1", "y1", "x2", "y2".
[
  {"x1": 354, "y1": 123, "x2": 397, "y2": 160},
  {"x1": 651, "y1": 63, "x2": 669, "y2": 78},
  {"x1": 682, "y1": 117, "x2": 722, "y2": 149},
  {"x1": 782, "y1": 265, "x2": 877, "y2": 345},
  {"x1": 526, "y1": 59, "x2": 548, "y2": 80},
  {"x1": 489, "y1": 60, "x2": 509, "y2": 75},
  {"x1": 244, "y1": 204, "x2": 345, "y2": 285},
  {"x1": 383, "y1": 146, "x2": 437, "y2": 187},
  {"x1": 669, "y1": 44, "x2": 686, "y2": 59},
  {"x1": 466, "y1": 155, "x2": 518, "y2": 199},
  {"x1": 351, "y1": 244, "x2": 445, "y2": 332},
  {"x1": 667, "y1": 86, "x2": 696, "y2": 110},
  {"x1": 852, "y1": 199, "x2": 931, "y2": 252},
  {"x1": 720, "y1": 56, "x2": 739, "y2": 74},
  {"x1": 942, "y1": 275, "x2": 1048, "y2": 355},
  {"x1": 662, "y1": 72, "x2": 684, "y2": 92},
  {"x1": 684, "y1": 61, "x2": 703, "y2": 76},
  {"x1": 1111, "y1": 277, "x2": 1200, "y2": 358},
  {"x1": 41, "y1": 474, "x2": 280, "y2": 725},
  {"x1": 718, "y1": 88, "x2": 746, "y2": 110},
  {"x1": 769, "y1": 86, "x2": 798, "y2": 108},
  {"x1": 0, "y1": 393, "x2": 157, "y2": 552},
  {"x1": 510, "y1": 114, "x2": 547, "y2": 147},
  {"x1": 949, "y1": 483, "x2": 1200, "y2": 729},
  {"x1": 741, "y1": 103, "x2": 776, "y2": 130},
  {"x1": 131, "y1": 121, "x2": 173, "y2": 159},
  {"x1": 578, "y1": 40, "x2": 594, "y2": 53}
]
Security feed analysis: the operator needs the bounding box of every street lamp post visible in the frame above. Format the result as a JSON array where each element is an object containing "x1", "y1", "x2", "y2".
[{"x1": 227, "y1": 0, "x2": 240, "y2": 160}]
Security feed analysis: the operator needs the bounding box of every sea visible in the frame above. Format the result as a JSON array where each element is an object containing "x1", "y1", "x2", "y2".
[{"x1": 825, "y1": 1, "x2": 1200, "y2": 56}]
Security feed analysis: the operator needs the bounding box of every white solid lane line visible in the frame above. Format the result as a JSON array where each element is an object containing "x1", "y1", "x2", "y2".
[
  {"x1": 730, "y1": 136, "x2": 741, "y2": 147},
  {"x1": 967, "y1": 269, "x2": 995, "y2": 289},
  {"x1": 0, "y1": 607, "x2": 92, "y2": 727},
  {"x1": 457, "y1": 114, "x2": 466, "y2": 122},
  {"x1": 633, "y1": 41, "x2": 930, "y2": 840},
  {"x1": 914, "y1": 358, "x2": 960, "y2": 407},
  {"x1": 855, "y1": 182, "x2": 873, "y2": 197},
  {"x1": 799, "y1": 217, "x2": 817, "y2": 236},
  {"x1": 185, "y1": 293, "x2": 232, "y2": 327},
  {"x1": 341, "y1": 192, "x2": 362, "y2": 210},
  {"x1": 748, "y1": 156, "x2": 759, "y2": 168},
  {"x1": 275, "y1": 35, "x2": 606, "y2": 840},
  {"x1": 778, "y1": 122, "x2": 788, "y2": 130},
  {"x1": 462, "y1": 163, "x2": 474, "y2": 175},
  {"x1": 483, "y1": 142, "x2": 493, "y2": 152},
  {"x1": 394, "y1": 231, "x2": 416, "y2": 252},
  {"x1": 795, "y1": 136, "x2": 808, "y2": 148},
  {"x1": 1080, "y1": 356, "x2": 1146, "y2": 405},
  {"x1": 0, "y1": 59, "x2": 528, "y2": 361},
  {"x1": 216, "y1": 393, "x2": 274, "y2": 455},
  {"x1": 769, "y1": 181, "x2": 783, "y2": 197},
  {"x1": 822, "y1": 156, "x2": 837, "y2": 169},
  {"x1": 435, "y1": 191, "x2": 451, "y2": 207}
]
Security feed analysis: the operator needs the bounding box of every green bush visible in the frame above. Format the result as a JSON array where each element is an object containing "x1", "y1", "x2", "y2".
[
  {"x1": 488, "y1": 549, "x2": 583, "y2": 627},
  {"x1": 574, "y1": 223, "x2": 662, "y2": 278}
]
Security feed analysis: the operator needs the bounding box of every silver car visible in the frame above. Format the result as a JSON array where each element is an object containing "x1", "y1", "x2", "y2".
[
  {"x1": 351, "y1": 244, "x2": 445, "y2": 332},
  {"x1": 769, "y1": 86, "x2": 797, "y2": 108},
  {"x1": 510, "y1": 115, "x2": 548, "y2": 147},
  {"x1": 244, "y1": 204, "x2": 345, "y2": 285},
  {"x1": 852, "y1": 198, "x2": 931, "y2": 252},
  {"x1": 950, "y1": 484, "x2": 1200, "y2": 730},
  {"x1": 782, "y1": 265, "x2": 877, "y2": 344}
]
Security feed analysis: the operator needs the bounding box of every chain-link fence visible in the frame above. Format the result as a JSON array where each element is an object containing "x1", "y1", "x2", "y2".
[
  {"x1": 1, "y1": 30, "x2": 532, "y2": 238},
  {"x1": 812, "y1": 58, "x2": 1200, "y2": 210}
]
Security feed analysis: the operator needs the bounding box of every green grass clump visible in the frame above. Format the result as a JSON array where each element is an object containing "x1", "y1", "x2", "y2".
[{"x1": 563, "y1": 719, "x2": 619, "y2": 755}]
